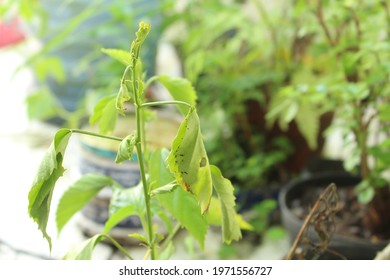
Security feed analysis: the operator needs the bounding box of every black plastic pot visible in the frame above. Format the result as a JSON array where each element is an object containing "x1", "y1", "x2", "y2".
[{"x1": 279, "y1": 172, "x2": 389, "y2": 260}]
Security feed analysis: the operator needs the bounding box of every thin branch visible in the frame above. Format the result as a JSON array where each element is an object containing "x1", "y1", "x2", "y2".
[
  {"x1": 141, "y1": 100, "x2": 192, "y2": 109},
  {"x1": 286, "y1": 183, "x2": 338, "y2": 260},
  {"x1": 347, "y1": 7, "x2": 362, "y2": 43},
  {"x1": 250, "y1": 0, "x2": 278, "y2": 61},
  {"x1": 381, "y1": 1, "x2": 390, "y2": 35},
  {"x1": 70, "y1": 129, "x2": 123, "y2": 142},
  {"x1": 315, "y1": 0, "x2": 336, "y2": 47},
  {"x1": 160, "y1": 223, "x2": 181, "y2": 252},
  {"x1": 103, "y1": 234, "x2": 133, "y2": 260}
]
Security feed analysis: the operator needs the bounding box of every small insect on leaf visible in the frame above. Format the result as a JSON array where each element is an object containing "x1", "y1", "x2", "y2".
[{"x1": 168, "y1": 107, "x2": 212, "y2": 213}]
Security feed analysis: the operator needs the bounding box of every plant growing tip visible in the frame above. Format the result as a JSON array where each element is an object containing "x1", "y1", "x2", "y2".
[{"x1": 131, "y1": 21, "x2": 151, "y2": 60}]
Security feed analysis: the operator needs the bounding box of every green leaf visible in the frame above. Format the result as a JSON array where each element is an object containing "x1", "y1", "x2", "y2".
[
  {"x1": 156, "y1": 75, "x2": 197, "y2": 115},
  {"x1": 25, "y1": 90, "x2": 59, "y2": 120},
  {"x1": 109, "y1": 183, "x2": 145, "y2": 217},
  {"x1": 63, "y1": 234, "x2": 104, "y2": 260},
  {"x1": 358, "y1": 187, "x2": 375, "y2": 204},
  {"x1": 379, "y1": 104, "x2": 390, "y2": 121},
  {"x1": 89, "y1": 94, "x2": 118, "y2": 134},
  {"x1": 56, "y1": 174, "x2": 113, "y2": 234},
  {"x1": 115, "y1": 133, "x2": 136, "y2": 164},
  {"x1": 101, "y1": 48, "x2": 131, "y2": 65},
  {"x1": 265, "y1": 226, "x2": 287, "y2": 240},
  {"x1": 266, "y1": 90, "x2": 292, "y2": 129},
  {"x1": 28, "y1": 128, "x2": 72, "y2": 250},
  {"x1": 104, "y1": 183, "x2": 146, "y2": 234},
  {"x1": 210, "y1": 165, "x2": 242, "y2": 244},
  {"x1": 148, "y1": 150, "x2": 208, "y2": 247},
  {"x1": 148, "y1": 149, "x2": 175, "y2": 189},
  {"x1": 128, "y1": 233, "x2": 148, "y2": 244},
  {"x1": 168, "y1": 107, "x2": 212, "y2": 213},
  {"x1": 103, "y1": 205, "x2": 134, "y2": 234},
  {"x1": 282, "y1": 101, "x2": 299, "y2": 127},
  {"x1": 205, "y1": 197, "x2": 252, "y2": 232},
  {"x1": 156, "y1": 210, "x2": 174, "y2": 234},
  {"x1": 158, "y1": 187, "x2": 208, "y2": 249},
  {"x1": 150, "y1": 182, "x2": 180, "y2": 196},
  {"x1": 356, "y1": 180, "x2": 375, "y2": 204},
  {"x1": 159, "y1": 241, "x2": 174, "y2": 260},
  {"x1": 34, "y1": 56, "x2": 65, "y2": 83},
  {"x1": 295, "y1": 102, "x2": 320, "y2": 150},
  {"x1": 369, "y1": 146, "x2": 390, "y2": 165}
]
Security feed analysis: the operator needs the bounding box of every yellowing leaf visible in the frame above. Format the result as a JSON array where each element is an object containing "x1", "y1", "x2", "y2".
[
  {"x1": 210, "y1": 165, "x2": 242, "y2": 244},
  {"x1": 295, "y1": 102, "x2": 320, "y2": 150},
  {"x1": 149, "y1": 150, "x2": 208, "y2": 248},
  {"x1": 116, "y1": 81, "x2": 133, "y2": 115},
  {"x1": 168, "y1": 107, "x2": 212, "y2": 213}
]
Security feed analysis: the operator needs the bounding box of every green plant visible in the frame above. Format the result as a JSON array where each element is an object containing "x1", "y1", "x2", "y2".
[
  {"x1": 166, "y1": 0, "x2": 332, "y2": 191},
  {"x1": 27, "y1": 22, "x2": 249, "y2": 260},
  {"x1": 268, "y1": 0, "x2": 390, "y2": 237}
]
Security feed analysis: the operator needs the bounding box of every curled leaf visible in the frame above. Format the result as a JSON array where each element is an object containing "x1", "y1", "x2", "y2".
[
  {"x1": 115, "y1": 133, "x2": 136, "y2": 164},
  {"x1": 28, "y1": 128, "x2": 72, "y2": 250},
  {"x1": 63, "y1": 234, "x2": 104, "y2": 260},
  {"x1": 168, "y1": 107, "x2": 212, "y2": 213}
]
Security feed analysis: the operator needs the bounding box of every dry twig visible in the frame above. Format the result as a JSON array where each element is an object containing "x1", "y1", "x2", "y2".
[{"x1": 286, "y1": 183, "x2": 340, "y2": 260}]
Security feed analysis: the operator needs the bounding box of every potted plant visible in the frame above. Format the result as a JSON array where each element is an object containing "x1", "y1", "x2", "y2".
[
  {"x1": 276, "y1": 0, "x2": 390, "y2": 259},
  {"x1": 156, "y1": 0, "x2": 341, "y2": 246},
  {"x1": 27, "y1": 22, "x2": 249, "y2": 260}
]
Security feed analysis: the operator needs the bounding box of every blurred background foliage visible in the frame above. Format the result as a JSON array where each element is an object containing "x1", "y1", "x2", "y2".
[{"x1": 3, "y1": 0, "x2": 389, "y2": 235}]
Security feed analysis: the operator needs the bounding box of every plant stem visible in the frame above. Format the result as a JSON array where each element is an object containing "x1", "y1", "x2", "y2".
[
  {"x1": 315, "y1": 0, "x2": 336, "y2": 47},
  {"x1": 141, "y1": 100, "x2": 192, "y2": 109},
  {"x1": 160, "y1": 223, "x2": 181, "y2": 252},
  {"x1": 144, "y1": 75, "x2": 159, "y2": 90},
  {"x1": 70, "y1": 129, "x2": 123, "y2": 142},
  {"x1": 250, "y1": 0, "x2": 278, "y2": 63},
  {"x1": 135, "y1": 104, "x2": 156, "y2": 260},
  {"x1": 286, "y1": 183, "x2": 337, "y2": 260},
  {"x1": 103, "y1": 234, "x2": 133, "y2": 260}
]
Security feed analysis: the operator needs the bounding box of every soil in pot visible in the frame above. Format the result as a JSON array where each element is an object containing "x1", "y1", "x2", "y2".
[{"x1": 280, "y1": 173, "x2": 390, "y2": 259}]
